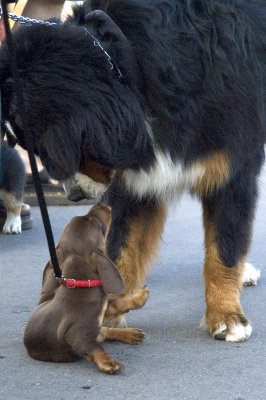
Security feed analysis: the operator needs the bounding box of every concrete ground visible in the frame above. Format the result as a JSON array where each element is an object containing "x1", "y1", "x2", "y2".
[{"x1": 1, "y1": 170, "x2": 266, "y2": 400}]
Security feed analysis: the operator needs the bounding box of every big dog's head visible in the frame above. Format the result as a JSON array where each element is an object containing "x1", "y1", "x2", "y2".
[{"x1": 0, "y1": 6, "x2": 153, "y2": 201}]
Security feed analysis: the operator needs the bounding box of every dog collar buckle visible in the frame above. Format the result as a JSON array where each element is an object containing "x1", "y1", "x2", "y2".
[{"x1": 61, "y1": 278, "x2": 77, "y2": 288}]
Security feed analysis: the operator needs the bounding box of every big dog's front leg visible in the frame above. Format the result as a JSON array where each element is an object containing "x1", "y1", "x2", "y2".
[
  {"x1": 201, "y1": 171, "x2": 259, "y2": 342},
  {"x1": 104, "y1": 184, "x2": 166, "y2": 326}
]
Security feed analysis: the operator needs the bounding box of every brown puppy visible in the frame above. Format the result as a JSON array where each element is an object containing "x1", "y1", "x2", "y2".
[{"x1": 24, "y1": 202, "x2": 149, "y2": 374}]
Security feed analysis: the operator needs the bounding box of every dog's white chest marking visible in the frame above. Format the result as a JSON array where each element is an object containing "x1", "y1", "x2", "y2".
[{"x1": 123, "y1": 150, "x2": 205, "y2": 199}]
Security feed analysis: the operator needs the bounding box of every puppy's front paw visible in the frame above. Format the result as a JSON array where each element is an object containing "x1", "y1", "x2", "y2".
[
  {"x1": 130, "y1": 286, "x2": 149, "y2": 310},
  {"x1": 201, "y1": 313, "x2": 252, "y2": 342},
  {"x1": 120, "y1": 328, "x2": 145, "y2": 345}
]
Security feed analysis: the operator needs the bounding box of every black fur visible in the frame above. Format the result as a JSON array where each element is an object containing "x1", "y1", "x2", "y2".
[
  {"x1": 0, "y1": 0, "x2": 265, "y2": 268},
  {"x1": 203, "y1": 154, "x2": 263, "y2": 267},
  {"x1": 0, "y1": 21, "x2": 154, "y2": 180}
]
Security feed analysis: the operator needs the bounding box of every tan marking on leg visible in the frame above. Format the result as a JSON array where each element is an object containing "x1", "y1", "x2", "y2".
[
  {"x1": 97, "y1": 327, "x2": 145, "y2": 345},
  {"x1": 85, "y1": 347, "x2": 122, "y2": 374},
  {"x1": 0, "y1": 190, "x2": 21, "y2": 215},
  {"x1": 203, "y1": 209, "x2": 251, "y2": 341},
  {"x1": 115, "y1": 203, "x2": 167, "y2": 294},
  {"x1": 106, "y1": 287, "x2": 149, "y2": 317},
  {"x1": 193, "y1": 152, "x2": 230, "y2": 197}
]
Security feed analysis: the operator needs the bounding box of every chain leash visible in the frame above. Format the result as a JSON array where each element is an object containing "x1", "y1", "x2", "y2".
[
  {"x1": 0, "y1": 6, "x2": 57, "y2": 26},
  {"x1": 0, "y1": 6, "x2": 122, "y2": 78}
]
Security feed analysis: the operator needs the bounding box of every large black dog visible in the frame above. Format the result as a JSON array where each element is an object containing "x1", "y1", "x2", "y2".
[{"x1": 0, "y1": 0, "x2": 265, "y2": 342}]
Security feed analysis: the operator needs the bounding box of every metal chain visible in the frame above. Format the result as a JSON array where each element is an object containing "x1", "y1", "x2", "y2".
[
  {"x1": 0, "y1": 6, "x2": 57, "y2": 26},
  {"x1": 84, "y1": 27, "x2": 117, "y2": 74},
  {"x1": 0, "y1": 5, "x2": 122, "y2": 77}
]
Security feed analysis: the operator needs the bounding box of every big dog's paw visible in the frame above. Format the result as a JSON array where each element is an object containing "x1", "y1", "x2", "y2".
[
  {"x1": 201, "y1": 313, "x2": 252, "y2": 342},
  {"x1": 242, "y1": 262, "x2": 261, "y2": 286}
]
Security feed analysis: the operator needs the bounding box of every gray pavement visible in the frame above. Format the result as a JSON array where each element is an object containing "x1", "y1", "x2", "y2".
[{"x1": 1, "y1": 170, "x2": 266, "y2": 400}]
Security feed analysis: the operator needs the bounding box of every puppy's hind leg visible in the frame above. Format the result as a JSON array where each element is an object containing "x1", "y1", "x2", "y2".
[
  {"x1": 64, "y1": 328, "x2": 122, "y2": 373},
  {"x1": 86, "y1": 346, "x2": 122, "y2": 375}
]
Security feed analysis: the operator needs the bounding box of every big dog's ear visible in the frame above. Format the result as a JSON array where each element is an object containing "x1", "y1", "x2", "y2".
[
  {"x1": 88, "y1": 0, "x2": 110, "y2": 12},
  {"x1": 84, "y1": 10, "x2": 139, "y2": 88},
  {"x1": 85, "y1": 10, "x2": 126, "y2": 42},
  {"x1": 92, "y1": 251, "x2": 125, "y2": 295}
]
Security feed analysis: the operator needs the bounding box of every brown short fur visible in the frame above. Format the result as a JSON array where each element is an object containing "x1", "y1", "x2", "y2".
[{"x1": 24, "y1": 202, "x2": 149, "y2": 374}]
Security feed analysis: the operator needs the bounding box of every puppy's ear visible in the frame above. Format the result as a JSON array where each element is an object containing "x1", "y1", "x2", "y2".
[{"x1": 92, "y1": 251, "x2": 125, "y2": 295}]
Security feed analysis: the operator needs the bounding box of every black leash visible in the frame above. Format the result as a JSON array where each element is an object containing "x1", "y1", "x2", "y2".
[{"x1": 0, "y1": 0, "x2": 63, "y2": 280}]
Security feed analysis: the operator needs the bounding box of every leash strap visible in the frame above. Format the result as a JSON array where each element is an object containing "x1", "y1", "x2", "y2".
[{"x1": 1, "y1": 0, "x2": 63, "y2": 280}]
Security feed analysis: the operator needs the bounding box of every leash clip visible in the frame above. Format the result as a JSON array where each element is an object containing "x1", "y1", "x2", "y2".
[
  {"x1": 55, "y1": 275, "x2": 65, "y2": 284},
  {"x1": 62, "y1": 278, "x2": 76, "y2": 288}
]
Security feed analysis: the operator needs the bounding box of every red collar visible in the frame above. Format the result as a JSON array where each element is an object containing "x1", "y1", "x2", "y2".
[{"x1": 60, "y1": 278, "x2": 102, "y2": 289}]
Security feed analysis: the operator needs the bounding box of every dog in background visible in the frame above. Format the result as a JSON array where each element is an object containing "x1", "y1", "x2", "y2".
[
  {"x1": 24, "y1": 202, "x2": 149, "y2": 374},
  {"x1": 0, "y1": 141, "x2": 25, "y2": 234},
  {"x1": 1, "y1": 0, "x2": 265, "y2": 342}
]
